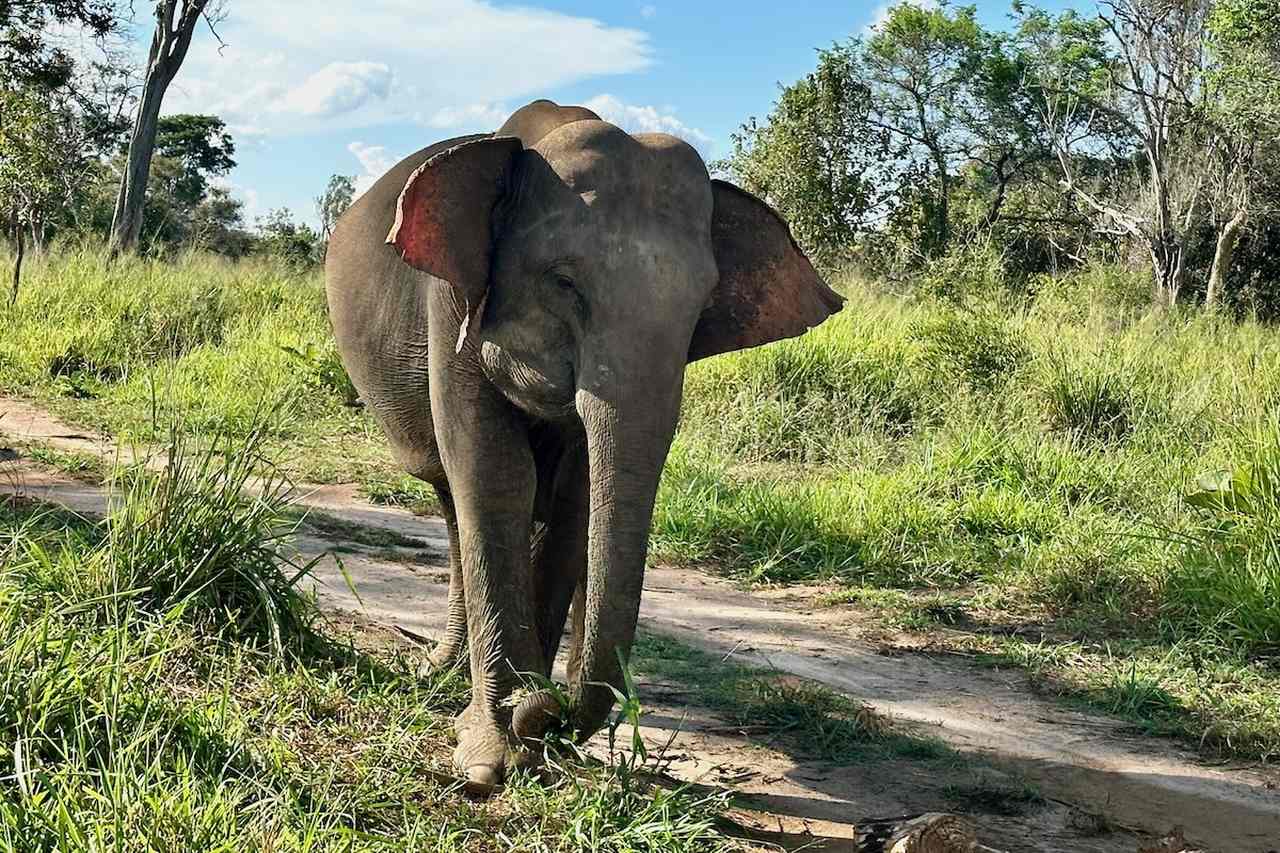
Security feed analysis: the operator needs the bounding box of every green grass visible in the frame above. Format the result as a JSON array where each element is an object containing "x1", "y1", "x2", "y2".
[
  {"x1": 0, "y1": 429, "x2": 733, "y2": 852},
  {"x1": 18, "y1": 444, "x2": 110, "y2": 483},
  {"x1": 5, "y1": 247, "x2": 1280, "y2": 759}
]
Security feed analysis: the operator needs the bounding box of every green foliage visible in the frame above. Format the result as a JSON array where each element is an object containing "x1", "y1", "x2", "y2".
[
  {"x1": 1038, "y1": 348, "x2": 1148, "y2": 443},
  {"x1": 257, "y1": 208, "x2": 322, "y2": 268},
  {"x1": 0, "y1": 490, "x2": 731, "y2": 851},
  {"x1": 9, "y1": 249, "x2": 1280, "y2": 760},
  {"x1": 0, "y1": 0, "x2": 116, "y2": 89},
  {"x1": 280, "y1": 342, "x2": 359, "y2": 408},
  {"x1": 1173, "y1": 417, "x2": 1280, "y2": 650},
  {"x1": 155, "y1": 114, "x2": 237, "y2": 207},
  {"x1": 316, "y1": 173, "x2": 356, "y2": 244},
  {"x1": 0, "y1": 87, "x2": 85, "y2": 235},
  {"x1": 1207, "y1": 0, "x2": 1280, "y2": 134},
  {"x1": 716, "y1": 43, "x2": 898, "y2": 269},
  {"x1": 105, "y1": 429, "x2": 320, "y2": 653}
]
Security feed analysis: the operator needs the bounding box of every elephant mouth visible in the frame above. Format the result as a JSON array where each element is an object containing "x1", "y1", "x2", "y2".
[{"x1": 479, "y1": 341, "x2": 578, "y2": 424}]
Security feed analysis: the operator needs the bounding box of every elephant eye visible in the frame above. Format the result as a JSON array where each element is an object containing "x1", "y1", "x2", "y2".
[{"x1": 552, "y1": 273, "x2": 575, "y2": 292}]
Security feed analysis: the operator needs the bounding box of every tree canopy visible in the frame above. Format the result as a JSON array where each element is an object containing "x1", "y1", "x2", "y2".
[
  {"x1": 720, "y1": 0, "x2": 1280, "y2": 312},
  {"x1": 0, "y1": 0, "x2": 118, "y2": 88}
]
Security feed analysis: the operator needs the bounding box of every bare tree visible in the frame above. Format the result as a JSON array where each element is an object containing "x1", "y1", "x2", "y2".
[
  {"x1": 1201, "y1": 0, "x2": 1280, "y2": 308},
  {"x1": 108, "y1": 0, "x2": 225, "y2": 256},
  {"x1": 1025, "y1": 0, "x2": 1214, "y2": 307},
  {"x1": 315, "y1": 173, "x2": 355, "y2": 256}
]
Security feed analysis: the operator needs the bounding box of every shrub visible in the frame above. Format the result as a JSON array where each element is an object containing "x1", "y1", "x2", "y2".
[
  {"x1": 914, "y1": 239, "x2": 1009, "y2": 303},
  {"x1": 1038, "y1": 348, "x2": 1153, "y2": 443},
  {"x1": 26, "y1": 423, "x2": 319, "y2": 653},
  {"x1": 1170, "y1": 417, "x2": 1280, "y2": 652},
  {"x1": 912, "y1": 304, "x2": 1029, "y2": 391}
]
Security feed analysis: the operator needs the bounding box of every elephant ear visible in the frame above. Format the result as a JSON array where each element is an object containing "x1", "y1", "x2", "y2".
[
  {"x1": 688, "y1": 181, "x2": 844, "y2": 362},
  {"x1": 387, "y1": 136, "x2": 523, "y2": 350}
]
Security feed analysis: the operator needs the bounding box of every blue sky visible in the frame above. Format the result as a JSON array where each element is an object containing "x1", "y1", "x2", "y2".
[{"x1": 151, "y1": 0, "x2": 1078, "y2": 228}]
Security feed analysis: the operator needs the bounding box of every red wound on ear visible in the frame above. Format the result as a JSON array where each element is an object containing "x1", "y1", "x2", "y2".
[
  {"x1": 386, "y1": 136, "x2": 522, "y2": 315},
  {"x1": 689, "y1": 181, "x2": 844, "y2": 362}
]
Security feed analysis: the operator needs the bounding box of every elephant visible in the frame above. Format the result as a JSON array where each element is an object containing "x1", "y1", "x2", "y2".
[{"x1": 325, "y1": 99, "x2": 842, "y2": 789}]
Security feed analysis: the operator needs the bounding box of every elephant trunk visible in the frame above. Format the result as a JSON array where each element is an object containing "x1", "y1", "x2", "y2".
[{"x1": 567, "y1": 375, "x2": 681, "y2": 737}]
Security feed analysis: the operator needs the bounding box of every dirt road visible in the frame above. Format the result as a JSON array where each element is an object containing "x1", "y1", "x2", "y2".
[{"x1": 4, "y1": 396, "x2": 1278, "y2": 852}]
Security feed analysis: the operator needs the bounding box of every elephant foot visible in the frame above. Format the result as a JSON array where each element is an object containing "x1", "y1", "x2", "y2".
[{"x1": 452, "y1": 703, "x2": 528, "y2": 794}]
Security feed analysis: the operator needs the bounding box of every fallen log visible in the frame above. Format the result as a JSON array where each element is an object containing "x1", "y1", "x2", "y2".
[
  {"x1": 719, "y1": 810, "x2": 1001, "y2": 852},
  {"x1": 854, "y1": 812, "x2": 995, "y2": 853}
]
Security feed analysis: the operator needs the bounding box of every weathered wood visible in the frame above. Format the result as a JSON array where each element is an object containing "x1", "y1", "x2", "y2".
[
  {"x1": 854, "y1": 813, "x2": 984, "y2": 853},
  {"x1": 719, "y1": 811, "x2": 1002, "y2": 853}
]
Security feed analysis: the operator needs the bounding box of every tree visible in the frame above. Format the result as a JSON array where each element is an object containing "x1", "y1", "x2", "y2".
[
  {"x1": 862, "y1": 3, "x2": 988, "y2": 254},
  {"x1": 1021, "y1": 0, "x2": 1280, "y2": 308},
  {"x1": 0, "y1": 0, "x2": 117, "y2": 89},
  {"x1": 722, "y1": 2, "x2": 1082, "y2": 274},
  {"x1": 315, "y1": 173, "x2": 355, "y2": 251},
  {"x1": 109, "y1": 0, "x2": 225, "y2": 256},
  {"x1": 0, "y1": 88, "x2": 89, "y2": 301},
  {"x1": 717, "y1": 46, "x2": 900, "y2": 268},
  {"x1": 256, "y1": 208, "x2": 319, "y2": 267},
  {"x1": 1021, "y1": 0, "x2": 1229, "y2": 306},
  {"x1": 1201, "y1": 0, "x2": 1280, "y2": 307},
  {"x1": 155, "y1": 114, "x2": 236, "y2": 206}
]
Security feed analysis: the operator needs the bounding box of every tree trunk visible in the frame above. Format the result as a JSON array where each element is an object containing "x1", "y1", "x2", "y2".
[
  {"x1": 1206, "y1": 209, "x2": 1247, "y2": 311},
  {"x1": 1149, "y1": 236, "x2": 1185, "y2": 309},
  {"x1": 10, "y1": 215, "x2": 24, "y2": 307},
  {"x1": 108, "y1": 0, "x2": 209, "y2": 257}
]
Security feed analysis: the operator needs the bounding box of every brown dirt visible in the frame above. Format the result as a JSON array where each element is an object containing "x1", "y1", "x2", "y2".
[{"x1": 3, "y1": 395, "x2": 1279, "y2": 853}]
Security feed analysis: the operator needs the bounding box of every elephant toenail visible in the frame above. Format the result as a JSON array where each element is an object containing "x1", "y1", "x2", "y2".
[{"x1": 462, "y1": 764, "x2": 501, "y2": 796}]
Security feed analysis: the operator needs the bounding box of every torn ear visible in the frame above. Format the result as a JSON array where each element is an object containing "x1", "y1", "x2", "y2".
[
  {"x1": 387, "y1": 136, "x2": 523, "y2": 350},
  {"x1": 689, "y1": 181, "x2": 844, "y2": 362}
]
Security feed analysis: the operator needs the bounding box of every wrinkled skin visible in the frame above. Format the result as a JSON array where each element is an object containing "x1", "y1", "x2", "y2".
[{"x1": 326, "y1": 100, "x2": 842, "y2": 789}]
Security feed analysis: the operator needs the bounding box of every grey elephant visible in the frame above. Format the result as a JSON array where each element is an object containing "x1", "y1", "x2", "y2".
[{"x1": 326, "y1": 99, "x2": 841, "y2": 788}]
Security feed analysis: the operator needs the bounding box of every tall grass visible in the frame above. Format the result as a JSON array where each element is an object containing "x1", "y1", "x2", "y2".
[
  {"x1": 0, "y1": 247, "x2": 377, "y2": 483},
  {"x1": 5, "y1": 248, "x2": 1280, "y2": 747},
  {"x1": 0, "y1": 427, "x2": 731, "y2": 851},
  {"x1": 662, "y1": 270, "x2": 1280, "y2": 658}
]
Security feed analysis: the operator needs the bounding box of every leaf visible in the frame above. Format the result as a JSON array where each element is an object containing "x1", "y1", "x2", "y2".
[{"x1": 1186, "y1": 468, "x2": 1253, "y2": 513}]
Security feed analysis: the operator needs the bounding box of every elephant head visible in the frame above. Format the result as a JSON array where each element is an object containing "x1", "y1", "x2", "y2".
[{"x1": 385, "y1": 99, "x2": 841, "y2": 749}]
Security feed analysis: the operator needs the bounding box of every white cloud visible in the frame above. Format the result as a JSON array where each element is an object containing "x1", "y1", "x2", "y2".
[
  {"x1": 428, "y1": 102, "x2": 511, "y2": 129},
  {"x1": 348, "y1": 141, "x2": 401, "y2": 197},
  {"x1": 281, "y1": 62, "x2": 394, "y2": 117},
  {"x1": 162, "y1": 1, "x2": 652, "y2": 136},
  {"x1": 583, "y1": 94, "x2": 714, "y2": 158},
  {"x1": 866, "y1": 0, "x2": 939, "y2": 33},
  {"x1": 640, "y1": 4, "x2": 657, "y2": 18}
]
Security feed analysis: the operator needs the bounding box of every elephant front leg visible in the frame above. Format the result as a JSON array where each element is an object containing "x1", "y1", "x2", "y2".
[
  {"x1": 451, "y1": 509, "x2": 546, "y2": 788},
  {"x1": 429, "y1": 347, "x2": 545, "y2": 788}
]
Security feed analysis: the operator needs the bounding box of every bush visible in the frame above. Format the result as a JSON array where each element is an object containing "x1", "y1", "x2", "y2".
[
  {"x1": 1170, "y1": 417, "x2": 1280, "y2": 652},
  {"x1": 913, "y1": 239, "x2": 1010, "y2": 302},
  {"x1": 23, "y1": 423, "x2": 318, "y2": 653},
  {"x1": 1038, "y1": 348, "x2": 1153, "y2": 443},
  {"x1": 911, "y1": 304, "x2": 1029, "y2": 391}
]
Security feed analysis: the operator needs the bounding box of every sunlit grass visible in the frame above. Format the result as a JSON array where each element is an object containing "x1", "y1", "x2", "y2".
[{"x1": 5, "y1": 247, "x2": 1280, "y2": 757}]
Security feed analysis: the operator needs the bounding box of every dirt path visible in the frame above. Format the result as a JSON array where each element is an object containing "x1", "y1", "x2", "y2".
[{"x1": 3, "y1": 396, "x2": 1279, "y2": 852}]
